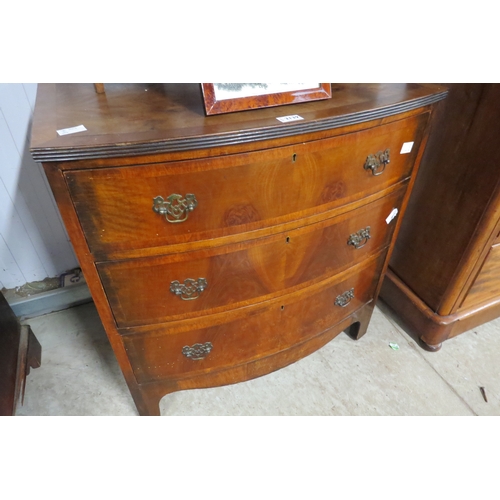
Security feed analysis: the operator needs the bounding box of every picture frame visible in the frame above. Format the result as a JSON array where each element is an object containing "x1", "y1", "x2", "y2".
[{"x1": 201, "y1": 83, "x2": 332, "y2": 116}]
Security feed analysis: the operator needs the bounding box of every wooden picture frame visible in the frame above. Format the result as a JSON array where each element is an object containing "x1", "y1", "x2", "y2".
[{"x1": 201, "y1": 83, "x2": 332, "y2": 115}]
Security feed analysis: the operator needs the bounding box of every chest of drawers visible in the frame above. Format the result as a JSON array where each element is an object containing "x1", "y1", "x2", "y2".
[
  {"x1": 30, "y1": 83, "x2": 446, "y2": 415},
  {"x1": 380, "y1": 84, "x2": 500, "y2": 351}
]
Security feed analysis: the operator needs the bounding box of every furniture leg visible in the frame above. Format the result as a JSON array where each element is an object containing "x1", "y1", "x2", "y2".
[
  {"x1": 343, "y1": 302, "x2": 375, "y2": 340},
  {"x1": 130, "y1": 386, "x2": 164, "y2": 416}
]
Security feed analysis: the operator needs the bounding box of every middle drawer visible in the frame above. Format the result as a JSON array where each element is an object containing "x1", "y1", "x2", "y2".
[{"x1": 98, "y1": 187, "x2": 405, "y2": 328}]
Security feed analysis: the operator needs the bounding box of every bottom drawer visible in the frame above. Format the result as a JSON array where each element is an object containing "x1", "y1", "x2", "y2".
[{"x1": 123, "y1": 253, "x2": 385, "y2": 384}]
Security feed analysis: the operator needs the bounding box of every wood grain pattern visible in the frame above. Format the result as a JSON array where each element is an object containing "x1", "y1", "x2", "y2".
[
  {"x1": 382, "y1": 268, "x2": 500, "y2": 350},
  {"x1": 201, "y1": 83, "x2": 332, "y2": 115},
  {"x1": 65, "y1": 113, "x2": 426, "y2": 261},
  {"x1": 388, "y1": 84, "x2": 500, "y2": 314},
  {"x1": 381, "y1": 84, "x2": 500, "y2": 350},
  {"x1": 123, "y1": 254, "x2": 384, "y2": 383},
  {"x1": 31, "y1": 83, "x2": 446, "y2": 162},
  {"x1": 460, "y1": 244, "x2": 500, "y2": 310},
  {"x1": 99, "y1": 187, "x2": 405, "y2": 327},
  {"x1": 31, "y1": 84, "x2": 445, "y2": 414},
  {"x1": 122, "y1": 302, "x2": 378, "y2": 416}
]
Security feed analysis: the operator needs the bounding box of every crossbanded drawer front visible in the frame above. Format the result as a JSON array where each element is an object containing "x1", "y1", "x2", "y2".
[
  {"x1": 98, "y1": 188, "x2": 404, "y2": 328},
  {"x1": 66, "y1": 113, "x2": 427, "y2": 259},
  {"x1": 122, "y1": 254, "x2": 384, "y2": 383}
]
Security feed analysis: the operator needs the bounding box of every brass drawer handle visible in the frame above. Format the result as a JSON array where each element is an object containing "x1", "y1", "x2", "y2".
[
  {"x1": 347, "y1": 227, "x2": 371, "y2": 249},
  {"x1": 335, "y1": 288, "x2": 354, "y2": 307},
  {"x1": 153, "y1": 194, "x2": 198, "y2": 223},
  {"x1": 364, "y1": 149, "x2": 390, "y2": 176},
  {"x1": 170, "y1": 278, "x2": 207, "y2": 300},
  {"x1": 182, "y1": 342, "x2": 213, "y2": 360}
]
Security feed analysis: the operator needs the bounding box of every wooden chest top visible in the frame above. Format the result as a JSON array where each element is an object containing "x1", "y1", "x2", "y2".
[{"x1": 30, "y1": 83, "x2": 447, "y2": 163}]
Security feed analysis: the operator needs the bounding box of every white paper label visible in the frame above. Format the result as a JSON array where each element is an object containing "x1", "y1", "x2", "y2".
[
  {"x1": 400, "y1": 141, "x2": 414, "y2": 154},
  {"x1": 57, "y1": 124, "x2": 87, "y2": 136},
  {"x1": 386, "y1": 208, "x2": 398, "y2": 224},
  {"x1": 276, "y1": 114, "x2": 304, "y2": 123}
]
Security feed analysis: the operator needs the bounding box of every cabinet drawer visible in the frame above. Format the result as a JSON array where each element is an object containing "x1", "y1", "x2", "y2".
[
  {"x1": 122, "y1": 254, "x2": 384, "y2": 383},
  {"x1": 66, "y1": 114, "x2": 427, "y2": 259},
  {"x1": 460, "y1": 243, "x2": 500, "y2": 310},
  {"x1": 98, "y1": 188, "x2": 405, "y2": 328}
]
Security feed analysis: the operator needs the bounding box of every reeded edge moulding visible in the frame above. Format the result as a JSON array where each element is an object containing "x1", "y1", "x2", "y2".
[{"x1": 201, "y1": 83, "x2": 332, "y2": 115}]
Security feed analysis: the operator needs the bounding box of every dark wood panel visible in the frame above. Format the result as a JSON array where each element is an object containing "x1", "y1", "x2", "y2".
[
  {"x1": 389, "y1": 84, "x2": 500, "y2": 314},
  {"x1": 123, "y1": 254, "x2": 384, "y2": 384},
  {"x1": 0, "y1": 292, "x2": 22, "y2": 415},
  {"x1": 99, "y1": 188, "x2": 405, "y2": 328},
  {"x1": 66, "y1": 114, "x2": 426, "y2": 260},
  {"x1": 0, "y1": 292, "x2": 41, "y2": 416},
  {"x1": 381, "y1": 269, "x2": 500, "y2": 351}
]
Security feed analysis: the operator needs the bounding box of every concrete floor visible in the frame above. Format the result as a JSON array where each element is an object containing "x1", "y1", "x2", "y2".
[{"x1": 15, "y1": 300, "x2": 500, "y2": 416}]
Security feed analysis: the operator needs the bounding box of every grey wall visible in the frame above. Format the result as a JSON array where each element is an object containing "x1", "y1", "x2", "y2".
[{"x1": 0, "y1": 83, "x2": 78, "y2": 290}]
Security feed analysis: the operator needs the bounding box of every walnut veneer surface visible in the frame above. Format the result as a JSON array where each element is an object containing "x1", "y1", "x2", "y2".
[
  {"x1": 31, "y1": 83, "x2": 446, "y2": 415},
  {"x1": 380, "y1": 84, "x2": 500, "y2": 351}
]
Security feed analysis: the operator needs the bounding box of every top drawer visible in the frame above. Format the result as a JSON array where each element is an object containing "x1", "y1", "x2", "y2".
[{"x1": 66, "y1": 113, "x2": 428, "y2": 259}]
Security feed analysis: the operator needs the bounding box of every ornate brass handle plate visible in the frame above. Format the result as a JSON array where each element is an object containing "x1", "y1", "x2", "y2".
[
  {"x1": 153, "y1": 194, "x2": 198, "y2": 223},
  {"x1": 347, "y1": 227, "x2": 371, "y2": 249},
  {"x1": 182, "y1": 342, "x2": 213, "y2": 360},
  {"x1": 335, "y1": 288, "x2": 355, "y2": 307},
  {"x1": 364, "y1": 149, "x2": 390, "y2": 176},
  {"x1": 170, "y1": 278, "x2": 208, "y2": 300}
]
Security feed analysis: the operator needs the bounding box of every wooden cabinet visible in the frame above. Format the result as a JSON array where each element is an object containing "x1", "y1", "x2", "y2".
[
  {"x1": 0, "y1": 292, "x2": 41, "y2": 416},
  {"x1": 380, "y1": 84, "x2": 500, "y2": 351},
  {"x1": 30, "y1": 83, "x2": 445, "y2": 415}
]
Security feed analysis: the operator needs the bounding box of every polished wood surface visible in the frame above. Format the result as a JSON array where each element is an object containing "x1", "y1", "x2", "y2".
[
  {"x1": 99, "y1": 188, "x2": 405, "y2": 328},
  {"x1": 64, "y1": 114, "x2": 425, "y2": 261},
  {"x1": 461, "y1": 243, "x2": 500, "y2": 311},
  {"x1": 31, "y1": 84, "x2": 445, "y2": 414},
  {"x1": 31, "y1": 83, "x2": 446, "y2": 162},
  {"x1": 0, "y1": 293, "x2": 41, "y2": 416},
  {"x1": 123, "y1": 254, "x2": 384, "y2": 383},
  {"x1": 201, "y1": 83, "x2": 332, "y2": 115},
  {"x1": 382, "y1": 268, "x2": 500, "y2": 352},
  {"x1": 381, "y1": 84, "x2": 500, "y2": 350}
]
